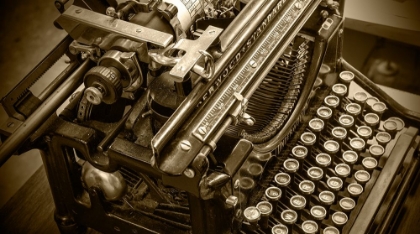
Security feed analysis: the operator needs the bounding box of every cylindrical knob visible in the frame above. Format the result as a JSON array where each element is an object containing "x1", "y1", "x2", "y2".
[
  {"x1": 280, "y1": 209, "x2": 297, "y2": 234},
  {"x1": 364, "y1": 113, "x2": 380, "y2": 129},
  {"x1": 383, "y1": 119, "x2": 398, "y2": 138},
  {"x1": 369, "y1": 144, "x2": 385, "y2": 159},
  {"x1": 316, "y1": 106, "x2": 333, "y2": 125},
  {"x1": 365, "y1": 96, "x2": 379, "y2": 112},
  {"x1": 300, "y1": 132, "x2": 317, "y2": 157},
  {"x1": 327, "y1": 177, "x2": 343, "y2": 200},
  {"x1": 289, "y1": 195, "x2": 306, "y2": 222},
  {"x1": 318, "y1": 190, "x2": 335, "y2": 218},
  {"x1": 376, "y1": 132, "x2": 392, "y2": 147},
  {"x1": 332, "y1": 211, "x2": 348, "y2": 231},
  {"x1": 345, "y1": 103, "x2": 362, "y2": 118},
  {"x1": 299, "y1": 180, "x2": 315, "y2": 208},
  {"x1": 357, "y1": 126, "x2": 373, "y2": 141},
  {"x1": 272, "y1": 224, "x2": 288, "y2": 234},
  {"x1": 354, "y1": 170, "x2": 371, "y2": 186},
  {"x1": 323, "y1": 226, "x2": 340, "y2": 234},
  {"x1": 338, "y1": 114, "x2": 355, "y2": 130},
  {"x1": 316, "y1": 153, "x2": 332, "y2": 176},
  {"x1": 339, "y1": 197, "x2": 356, "y2": 215},
  {"x1": 238, "y1": 177, "x2": 256, "y2": 194},
  {"x1": 291, "y1": 145, "x2": 308, "y2": 170},
  {"x1": 324, "y1": 95, "x2": 340, "y2": 116},
  {"x1": 256, "y1": 201, "x2": 273, "y2": 230},
  {"x1": 308, "y1": 118, "x2": 325, "y2": 141},
  {"x1": 243, "y1": 206, "x2": 261, "y2": 229},
  {"x1": 301, "y1": 220, "x2": 318, "y2": 234},
  {"x1": 310, "y1": 205, "x2": 327, "y2": 225},
  {"x1": 324, "y1": 140, "x2": 340, "y2": 158},
  {"x1": 331, "y1": 126, "x2": 347, "y2": 145},
  {"x1": 371, "y1": 101, "x2": 387, "y2": 119},
  {"x1": 284, "y1": 159, "x2": 299, "y2": 184},
  {"x1": 335, "y1": 163, "x2": 351, "y2": 181},
  {"x1": 307, "y1": 166, "x2": 324, "y2": 191},
  {"x1": 332, "y1": 83, "x2": 348, "y2": 99},
  {"x1": 349, "y1": 138, "x2": 366, "y2": 153},
  {"x1": 342, "y1": 150, "x2": 358, "y2": 171},
  {"x1": 353, "y1": 91, "x2": 368, "y2": 107},
  {"x1": 265, "y1": 187, "x2": 282, "y2": 215},
  {"x1": 338, "y1": 71, "x2": 355, "y2": 86},
  {"x1": 347, "y1": 183, "x2": 364, "y2": 199},
  {"x1": 362, "y1": 157, "x2": 378, "y2": 173}
]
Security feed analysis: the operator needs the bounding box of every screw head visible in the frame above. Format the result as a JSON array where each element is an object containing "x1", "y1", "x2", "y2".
[
  {"x1": 183, "y1": 168, "x2": 195, "y2": 178},
  {"x1": 180, "y1": 140, "x2": 191, "y2": 151}
]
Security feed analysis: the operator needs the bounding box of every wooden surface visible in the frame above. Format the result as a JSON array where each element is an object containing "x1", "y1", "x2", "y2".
[
  {"x1": 0, "y1": 166, "x2": 59, "y2": 234},
  {"x1": 344, "y1": 0, "x2": 420, "y2": 47}
]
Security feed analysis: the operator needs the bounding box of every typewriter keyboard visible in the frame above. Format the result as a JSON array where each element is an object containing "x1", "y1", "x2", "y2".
[{"x1": 237, "y1": 70, "x2": 407, "y2": 234}]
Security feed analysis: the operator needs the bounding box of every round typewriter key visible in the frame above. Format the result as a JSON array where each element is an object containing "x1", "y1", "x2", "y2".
[
  {"x1": 349, "y1": 138, "x2": 365, "y2": 153},
  {"x1": 332, "y1": 84, "x2": 348, "y2": 98},
  {"x1": 345, "y1": 103, "x2": 362, "y2": 117},
  {"x1": 324, "y1": 95, "x2": 340, "y2": 111},
  {"x1": 327, "y1": 177, "x2": 343, "y2": 199},
  {"x1": 323, "y1": 226, "x2": 340, "y2": 234},
  {"x1": 383, "y1": 119, "x2": 398, "y2": 138},
  {"x1": 387, "y1": 117, "x2": 405, "y2": 131},
  {"x1": 338, "y1": 114, "x2": 354, "y2": 129},
  {"x1": 299, "y1": 180, "x2": 315, "y2": 208},
  {"x1": 257, "y1": 201, "x2": 273, "y2": 229},
  {"x1": 376, "y1": 132, "x2": 392, "y2": 146},
  {"x1": 324, "y1": 140, "x2": 340, "y2": 157},
  {"x1": 301, "y1": 220, "x2": 319, "y2": 234},
  {"x1": 292, "y1": 145, "x2": 308, "y2": 170},
  {"x1": 366, "y1": 96, "x2": 379, "y2": 108},
  {"x1": 332, "y1": 126, "x2": 347, "y2": 141},
  {"x1": 301, "y1": 132, "x2": 317, "y2": 146},
  {"x1": 362, "y1": 157, "x2": 378, "y2": 173},
  {"x1": 265, "y1": 187, "x2": 282, "y2": 214},
  {"x1": 309, "y1": 118, "x2": 325, "y2": 135},
  {"x1": 272, "y1": 224, "x2": 288, "y2": 234},
  {"x1": 369, "y1": 144, "x2": 385, "y2": 159},
  {"x1": 319, "y1": 64, "x2": 331, "y2": 77},
  {"x1": 356, "y1": 125, "x2": 373, "y2": 141},
  {"x1": 364, "y1": 113, "x2": 380, "y2": 129},
  {"x1": 244, "y1": 206, "x2": 261, "y2": 225},
  {"x1": 347, "y1": 183, "x2": 364, "y2": 199},
  {"x1": 339, "y1": 197, "x2": 356, "y2": 215},
  {"x1": 316, "y1": 153, "x2": 332, "y2": 176},
  {"x1": 354, "y1": 170, "x2": 371, "y2": 186},
  {"x1": 247, "y1": 163, "x2": 264, "y2": 179},
  {"x1": 339, "y1": 71, "x2": 355, "y2": 86},
  {"x1": 281, "y1": 209, "x2": 297, "y2": 233},
  {"x1": 372, "y1": 101, "x2": 387, "y2": 119},
  {"x1": 332, "y1": 211, "x2": 348, "y2": 230},
  {"x1": 319, "y1": 191, "x2": 335, "y2": 217},
  {"x1": 290, "y1": 195, "x2": 306, "y2": 221},
  {"x1": 307, "y1": 167, "x2": 324, "y2": 190},
  {"x1": 275, "y1": 173, "x2": 291, "y2": 188},
  {"x1": 301, "y1": 132, "x2": 316, "y2": 157},
  {"x1": 238, "y1": 177, "x2": 256, "y2": 194},
  {"x1": 353, "y1": 91, "x2": 368, "y2": 105},
  {"x1": 284, "y1": 158, "x2": 299, "y2": 174},
  {"x1": 335, "y1": 163, "x2": 351, "y2": 180},
  {"x1": 317, "y1": 106, "x2": 333, "y2": 123},
  {"x1": 342, "y1": 150, "x2": 358, "y2": 167},
  {"x1": 310, "y1": 205, "x2": 327, "y2": 224}
]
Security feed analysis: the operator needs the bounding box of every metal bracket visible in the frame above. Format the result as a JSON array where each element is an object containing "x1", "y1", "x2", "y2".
[
  {"x1": 57, "y1": 5, "x2": 174, "y2": 48},
  {"x1": 149, "y1": 26, "x2": 222, "y2": 82}
]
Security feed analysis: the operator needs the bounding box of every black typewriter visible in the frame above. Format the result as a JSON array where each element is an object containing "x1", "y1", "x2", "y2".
[{"x1": 1, "y1": 0, "x2": 419, "y2": 233}]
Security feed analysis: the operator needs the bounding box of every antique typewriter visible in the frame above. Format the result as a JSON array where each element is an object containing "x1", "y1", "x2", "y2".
[{"x1": 1, "y1": 0, "x2": 420, "y2": 233}]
